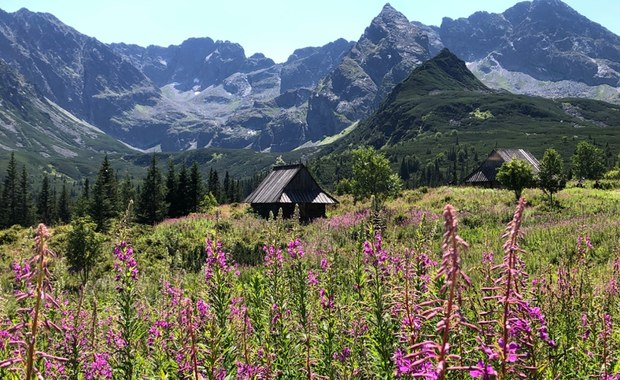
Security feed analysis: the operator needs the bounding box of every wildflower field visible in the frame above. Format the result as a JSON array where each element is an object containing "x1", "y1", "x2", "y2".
[{"x1": 1, "y1": 185, "x2": 620, "y2": 379}]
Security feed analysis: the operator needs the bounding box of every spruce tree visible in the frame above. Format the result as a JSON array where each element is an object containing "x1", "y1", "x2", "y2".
[
  {"x1": 136, "y1": 155, "x2": 166, "y2": 224},
  {"x1": 57, "y1": 179, "x2": 71, "y2": 224},
  {"x1": 74, "y1": 178, "x2": 90, "y2": 217},
  {"x1": 207, "y1": 168, "x2": 219, "y2": 204},
  {"x1": 177, "y1": 163, "x2": 191, "y2": 216},
  {"x1": 119, "y1": 172, "x2": 136, "y2": 213},
  {"x1": 17, "y1": 165, "x2": 33, "y2": 227},
  {"x1": 189, "y1": 162, "x2": 203, "y2": 212},
  {"x1": 37, "y1": 176, "x2": 53, "y2": 225},
  {"x1": 223, "y1": 171, "x2": 231, "y2": 204},
  {"x1": 50, "y1": 182, "x2": 58, "y2": 223},
  {"x1": 165, "y1": 160, "x2": 179, "y2": 217},
  {"x1": 1, "y1": 152, "x2": 18, "y2": 227},
  {"x1": 90, "y1": 155, "x2": 119, "y2": 231}
]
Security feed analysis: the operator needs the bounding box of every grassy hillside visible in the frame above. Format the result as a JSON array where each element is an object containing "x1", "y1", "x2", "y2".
[
  {"x1": 1, "y1": 184, "x2": 619, "y2": 377},
  {"x1": 312, "y1": 50, "x2": 620, "y2": 187}
]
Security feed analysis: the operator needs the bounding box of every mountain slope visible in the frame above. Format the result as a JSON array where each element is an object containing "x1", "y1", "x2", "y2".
[
  {"x1": 0, "y1": 60, "x2": 138, "y2": 178},
  {"x1": 440, "y1": 0, "x2": 620, "y2": 100},
  {"x1": 324, "y1": 49, "x2": 620, "y2": 160},
  {"x1": 0, "y1": 8, "x2": 161, "y2": 143},
  {"x1": 305, "y1": 4, "x2": 440, "y2": 140},
  {"x1": 112, "y1": 37, "x2": 353, "y2": 152},
  {"x1": 1, "y1": 1, "x2": 620, "y2": 159}
]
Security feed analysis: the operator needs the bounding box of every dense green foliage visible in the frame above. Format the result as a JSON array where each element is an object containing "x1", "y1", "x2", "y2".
[
  {"x1": 538, "y1": 148, "x2": 566, "y2": 204},
  {"x1": 65, "y1": 217, "x2": 102, "y2": 285},
  {"x1": 496, "y1": 159, "x2": 537, "y2": 201},
  {"x1": 572, "y1": 140, "x2": 606, "y2": 179},
  {"x1": 136, "y1": 156, "x2": 167, "y2": 225},
  {"x1": 350, "y1": 146, "x2": 402, "y2": 202},
  {"x1": 90, "y1": 155, "x2": 120, "y2": 231}
]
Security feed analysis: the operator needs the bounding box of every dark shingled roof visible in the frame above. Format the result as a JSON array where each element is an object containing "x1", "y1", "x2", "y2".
[
  {"x1": 465, "y1": 149, "x2": 540, "y2": 184},
  {"x1": 244, "y1": 164, "x2": 338, "y2": 204}
]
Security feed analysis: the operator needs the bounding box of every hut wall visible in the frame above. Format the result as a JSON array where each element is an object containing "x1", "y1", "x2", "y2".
[{"x1": 250, "y1": 203, "x2": 326, "y2": 221}]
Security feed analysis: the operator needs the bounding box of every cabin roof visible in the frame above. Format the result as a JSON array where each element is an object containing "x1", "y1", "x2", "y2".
[
  {"x1": 244, "y1": 164, "x2": 338, "y2": 204},
  {"x1": 464, "y1": 149, "x2": 540, "y2": 184}
]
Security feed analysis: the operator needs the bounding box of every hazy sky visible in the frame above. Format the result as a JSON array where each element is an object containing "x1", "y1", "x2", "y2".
[{"x1": 2, "y1": 0, "x2": 619, "y2": 63}]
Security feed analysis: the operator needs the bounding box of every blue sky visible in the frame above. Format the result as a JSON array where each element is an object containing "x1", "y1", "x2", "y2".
[{"x1": 2, "y1": 0, "x2": 619, "y2": 63}]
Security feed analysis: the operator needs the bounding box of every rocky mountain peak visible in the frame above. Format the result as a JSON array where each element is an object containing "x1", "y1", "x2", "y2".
[
  {"x1": 305, "y1": 4, "x2": 435, "y2": 140},
  {"x1": 366, "y1": 3, "x2": 413, "y2": 42},
  {"x1": 440, "y1": 0, "x2": 620, "y2": 86}
]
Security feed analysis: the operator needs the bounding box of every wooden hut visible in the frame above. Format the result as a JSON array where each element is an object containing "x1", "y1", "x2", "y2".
[
  {"x1": 244, "y1": 164, "x2": 338, "y2": 221},
  {"x1": 464, "y1": 149, "x2": 540, "y2": 187}
]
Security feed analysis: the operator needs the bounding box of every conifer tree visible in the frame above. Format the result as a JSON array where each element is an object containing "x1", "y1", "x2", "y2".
[
  {"x1": 90, "y1": 155, "x2": 119, "y2": 231},
  {"x1": 223, "y1": 171, "x2": 231, "y2": 204},
  {"x1": 207, "y1": 167, "x2": 219, "y2": 204},
  {"x1": 17, "y1": 165, "x2": 33, "y2": 227},
  {"x1": 177, "y1": 163, "x2": 191, "y2": 215},
  {"x1": 399, "y1": 157, "x2": 410, "y2": 182},
  {"x1": 50, "y1": 182, "x2": 58, "y2": 223},
  {"x1": 74, "y1": 178, "x2": 90, "y2": 217},
  {"x1": 57, "y1": 179, "x2": 71, "y2": 224},
  {"x1": 189, "y1": 162, "x2": 203, "y2": 212},
  {"x1": 1, "y1": 152, "x2": 18, "y2": 227},
  {"x1": 119, "y1": 172, "x2": 136, "y2": 213},
  {"x1": 37, "y1": 176, "x2": 54, "y2": 225},
  {"x1": 165, "y1": 160, "x2": 179, "y2": 217},
  {"x1": 136, "y1": 155, "x2": 167, "y2": 224}
]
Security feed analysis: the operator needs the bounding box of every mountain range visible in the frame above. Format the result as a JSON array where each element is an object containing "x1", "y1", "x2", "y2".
[
  {"x1": 310, "y1": 48, "x2": 620, "y2": 187},
  {"x1": 1, "y1": 0, "x2": 619, "y2": 173}
]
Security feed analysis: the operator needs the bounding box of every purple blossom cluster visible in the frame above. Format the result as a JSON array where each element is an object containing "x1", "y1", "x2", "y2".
[
  {"x1": 113, "y1": 241, "x2": 138, "y2": 283},
  {"x1": 325, "y1": 209, "x2": 370, "y2": 230},
  {"x1": 1, "y1": 201, "x2": 619, "y2": 379}
]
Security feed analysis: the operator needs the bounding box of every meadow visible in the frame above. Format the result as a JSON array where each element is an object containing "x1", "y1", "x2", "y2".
[{"x1": 0, "y1": 184, "x2": 619, "y2": 379}]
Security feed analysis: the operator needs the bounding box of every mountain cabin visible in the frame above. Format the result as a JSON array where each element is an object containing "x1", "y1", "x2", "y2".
[
  {"x1": 464, "y1": 149, "x2": 540, "y2": 187},
  {"x1": 244, "y1": 164, "x2": 338, "y2": 221}
]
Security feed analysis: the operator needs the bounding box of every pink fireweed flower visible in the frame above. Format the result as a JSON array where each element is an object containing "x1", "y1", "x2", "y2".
[
  {"x1": 113, "y1": 242, "x2": 138, "y2": 284},
  {"x1": 333, "y1": 346, "x2": 351, "y2": 363},
  {"x1": 287, "y1": 239, "x2": 304, "y2": 259},
  {"x1": 469, "y1": 360, "x2": 497, "y2": 379},
  {"x1": 263, "y1": 245, "x2": 283, "y2": 268},
  {"x1": 271, "y1": 303, "x2": 282, "y2": 326},
  {"x1": 393, "y1": 346, "x2": 437, "y2": 379},
  {"x1": 581, "y1": 313, "x2": 591, "y2": 341},
  {"x1": 85, "y1": 353, "x2": 112, "y2": 380},
  {"x1": 196, "y1": 298, "x2": 210, "y2": 319},
  {"x1": 205, "y1": 239, "x2": 230, "y2": 282},
  {"x1": 164, "y1": 282, "x2": 182, "y2": 307},
  {"x1": 320, "y1": 257, "x2": 330, "y2": 271},
  {"x1": 326, "y1": 209, "x2": 369, "y2": 230},
  {"x1": 307, "y1": 270, "x2": 318, "y2": 286},
  {"x1": 236, "y1": 361, "x2": 266, "y2": 379},
  {"x1": 12, "y1": 261, "x2": 31, "y2": 282},
  {"x1": 319, "y1": 288, "x2": 334, "y2": 309}
]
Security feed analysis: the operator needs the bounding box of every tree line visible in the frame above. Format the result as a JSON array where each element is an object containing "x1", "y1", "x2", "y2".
[{"x1": 0, "y1": 153, "x2": 263, "y2": 230}]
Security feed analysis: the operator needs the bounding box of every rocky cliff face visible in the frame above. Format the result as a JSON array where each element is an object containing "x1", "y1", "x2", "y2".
[
  {"x1": 0, "y1": 8, "x2": 161, "y2": 142},
  {"x1": 305, "y1": 4, "x2": 440, "y2": 140},
  {"x1": 0, "y1": 60, "x2": 133, "y2": 160},
  {"x1": 112, "y1": 36, "x2": 352, "y2": 151},
  {"x1": 440, "y1": 0, "x2": 620, "y2": 87},
  {"x1": 1, "y1": 1, "x2": 620, "y2": 156}
]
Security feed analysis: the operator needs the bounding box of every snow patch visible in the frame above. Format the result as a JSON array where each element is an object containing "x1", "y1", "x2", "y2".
[{"x1": 144, "y1": 144, "x2": 162, "y2": 153}]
